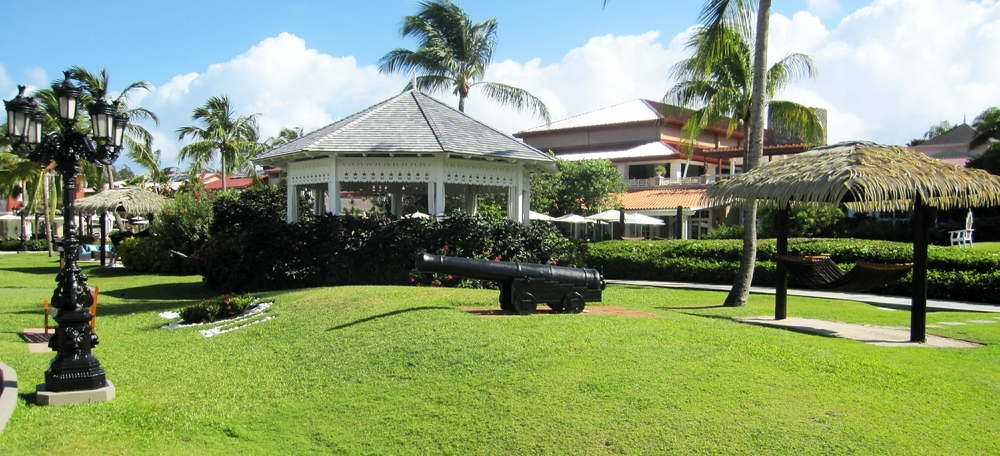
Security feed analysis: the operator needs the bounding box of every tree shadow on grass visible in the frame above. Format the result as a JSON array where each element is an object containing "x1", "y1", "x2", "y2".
[
  {"x1": 1, "y1": 267, "x2": 61, "y2": 275},
  {"x1": 104, "y1": 282, "x2": 214, "y2": 301},
  {"x1": 327, "y1": 306, "x2": 453, "y2": 331},
  {"x1": 97, "y1": 300, "x2": 194, "y2": 318},
  {"x1": 655, "y1": 305, "x2": 726, "y2": 310}
]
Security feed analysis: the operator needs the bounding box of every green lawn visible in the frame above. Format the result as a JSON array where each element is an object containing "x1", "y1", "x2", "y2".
[
  {"x1": 970, "y1": 241, "x2": 1000, "y2": 252},
  {"x1": 1, "y1": 253, "x2": 999, "y2": 455}
]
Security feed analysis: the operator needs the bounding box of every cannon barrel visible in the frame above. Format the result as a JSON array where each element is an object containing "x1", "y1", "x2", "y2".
[{"x1": 415, "y1": 252, "x2": 605, "y2": 289}]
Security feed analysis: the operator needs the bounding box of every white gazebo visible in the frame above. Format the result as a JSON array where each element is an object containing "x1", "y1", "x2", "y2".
[{"x1": 254, "y1": 89, "x2": 558, "y2": 224}]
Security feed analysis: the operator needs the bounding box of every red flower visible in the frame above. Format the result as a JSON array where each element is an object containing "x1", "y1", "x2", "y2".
[
  {"x1": 493, "y1": 256, "x2": 501, "y2": 262},
  {"x1": 446, "y1": 275, "x2": 453, "y2": 281},
  {"x1": 431, "y1": 280, "x2": 441, "y2": 286},
  {"x1": 442, "y1": 245, "x2": 449, "y2": 252}
]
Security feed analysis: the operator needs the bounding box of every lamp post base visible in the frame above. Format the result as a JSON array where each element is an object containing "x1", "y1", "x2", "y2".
[{"x1": 36, "y1": 380, "x2": 114, "y2": 406}]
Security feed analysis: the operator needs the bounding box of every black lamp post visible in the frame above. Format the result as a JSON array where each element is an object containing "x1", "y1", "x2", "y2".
[{"x1": 5, "y1": 73, "x2": 127, "y2": 393}]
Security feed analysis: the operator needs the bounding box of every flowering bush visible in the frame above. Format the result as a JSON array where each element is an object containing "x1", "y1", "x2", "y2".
[{"x1": 179, "y1": 293, "x2": 258, "y2": 324}]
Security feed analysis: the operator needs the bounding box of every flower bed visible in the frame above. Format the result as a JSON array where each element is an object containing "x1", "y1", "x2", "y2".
[{"x1": 161, "y1": 294, "x2": 275, "y2": 337}]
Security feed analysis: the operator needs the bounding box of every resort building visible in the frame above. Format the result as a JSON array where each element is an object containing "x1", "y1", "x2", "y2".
[
  {"x1": 907, "y1": 123, "x2": 988, "y2": 168},
  {"x1": 514, "y1": 99, "x2": 826, "y2": 239}
]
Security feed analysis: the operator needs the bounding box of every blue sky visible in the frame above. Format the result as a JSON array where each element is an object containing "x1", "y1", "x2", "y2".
[{"x1": 3, "y1": 0, "x2": 998, "y2": 173}]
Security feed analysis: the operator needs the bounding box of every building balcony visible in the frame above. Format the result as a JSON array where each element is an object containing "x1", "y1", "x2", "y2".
[{"x1": 627, "y1": 173, "x2": 740, "y2": 188}]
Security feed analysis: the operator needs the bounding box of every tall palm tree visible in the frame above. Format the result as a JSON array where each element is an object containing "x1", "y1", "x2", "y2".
[
  {"x1": 177, "y1": 95, "x2": 264, "y2": 191},
  {"x1": 695, "y1": 0, "x2": 775, "y2": 307},
  {"x1": 379, "y1": 0, "x2": 550, "y2": 122},
  {"x1": 66, "y1": 67, "x2": 160, "y2": 189}
]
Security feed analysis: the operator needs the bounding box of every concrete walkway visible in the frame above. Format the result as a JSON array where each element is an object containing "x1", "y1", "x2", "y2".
[{"x1": 607, "y1": 279, "x2": 1000, "y2": 313}]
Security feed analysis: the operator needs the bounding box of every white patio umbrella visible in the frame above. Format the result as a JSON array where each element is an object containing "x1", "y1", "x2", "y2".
[
  {"x1": 529, "y1": 210, "x2": 556, "y2": 221},
  {"x1": 554, "y1": 214, "x2": 591, "y2": 224},
  {"x1": 625, "y1": 213, "x2": 665, "y2": 225},
  {"x1": 586, "y1": 209, "x2": 622, "y2": 222}
]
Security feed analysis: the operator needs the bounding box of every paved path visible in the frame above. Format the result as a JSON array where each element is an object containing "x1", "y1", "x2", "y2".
[{"x1": 607, "y1": 279, "x2": 1000, "y2": 313}]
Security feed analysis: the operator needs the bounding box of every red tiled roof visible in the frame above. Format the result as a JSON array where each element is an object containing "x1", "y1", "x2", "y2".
[
  {"x1": 938, "y1": 157, "x2": 971, "y2": 167},
  {"x1": 618, "y1": 187, "x2": 708, "y2": 210},
  {"x1": 205, "y1": 176, "x2": 257, "y2": 190}
]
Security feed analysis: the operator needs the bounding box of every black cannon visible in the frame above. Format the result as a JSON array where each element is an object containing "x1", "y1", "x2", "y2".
[{"x1": 415, "y1": 252, "x2": 605, "y2": 314}]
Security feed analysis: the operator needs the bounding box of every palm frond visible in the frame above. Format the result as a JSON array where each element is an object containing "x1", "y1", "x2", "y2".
[
  {"x1": 476, "y1": 82, "x2": 551, "y2": 123},
  {"x1": 768, "y1": 101, "x2": 825, "y2": 146}
]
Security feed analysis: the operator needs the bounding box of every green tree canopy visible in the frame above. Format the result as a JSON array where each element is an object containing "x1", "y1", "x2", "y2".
[
  {"x1": 530, "y1": 158, "x2": 627, "y2": 217},
  {"x1": 378, "y1": 0, "x2": 550, "y2": 122}
]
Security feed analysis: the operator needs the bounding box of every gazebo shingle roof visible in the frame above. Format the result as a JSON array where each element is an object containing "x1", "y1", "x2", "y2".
[{"x1": 254, "y1": 90, "x2": 556, "y2": 173}]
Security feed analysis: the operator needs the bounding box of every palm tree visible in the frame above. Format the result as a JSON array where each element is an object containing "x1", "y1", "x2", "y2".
[
  {"x1": 177, "y1": 95, "x2": 264, "y2": 191},
  {"x1": 970, "y1": 107, "x2": 1000, "y2": 150},
  {"x1": 665, "y1": 22, "x2": 824, "y2": 162},
  {"x1": 267, "y1": 127, "x2": 304, "y2": 149},
  {"x1": 66, "y1": 66, "x2": 160, "y2": 189},
  {"x1": 378, "y1": 0, "x2": 550, "y2": 122},
  {"x1": 682, "y1": 0, "x2": 771, "y2": 307}
]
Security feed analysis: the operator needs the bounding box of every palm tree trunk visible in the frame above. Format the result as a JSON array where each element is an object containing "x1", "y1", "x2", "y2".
[
  {"x1": 724, "y1": 0, "x2": 771, "y2": 307},
  {"x1": 458, "y1": 95, "x2": 467, "y2": 113},
  {"x1": 221, "y1": 154, "x2": 228, "y2": 191}
]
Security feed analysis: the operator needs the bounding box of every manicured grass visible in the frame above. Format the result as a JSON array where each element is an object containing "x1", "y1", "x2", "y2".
[
  {"x1": 970, "y1": 241, "x2": 1000, "y2": 252},
  {"x1": 2, "y1": 253, "x2": 999, "y2": 455}
]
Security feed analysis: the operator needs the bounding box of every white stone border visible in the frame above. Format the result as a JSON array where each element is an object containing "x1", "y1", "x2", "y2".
[
  {"x1": 159, "y1": 301, "x2": 276, "y2": 337},
  {"x1": 0, "y1": 362, "x2": 17, "y2": 434}
]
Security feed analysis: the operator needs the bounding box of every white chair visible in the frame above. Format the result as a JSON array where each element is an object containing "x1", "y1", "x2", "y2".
[{"x1": 949, "y1": 211, "x2": 974, "y2": 247}]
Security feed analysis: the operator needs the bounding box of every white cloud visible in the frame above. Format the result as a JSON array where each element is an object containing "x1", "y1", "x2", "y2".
[
  {"x1": 792, "y1": 0, "x2": 1000, "y2": 144},
  {"x1": 132, "y1": 0, "x2": 1000, "y2": 173},
  {"x1": 138, "y1": 33, "x2": 406, "y2": 168},
  {"x1": 462, "y1": 30, "x2": 693, "y2": 136}
]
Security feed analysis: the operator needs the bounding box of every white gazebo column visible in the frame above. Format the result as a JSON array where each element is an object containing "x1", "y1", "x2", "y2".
[
  {"x1": 391, "y1": 185, "x2": 403, "y2": 216},
  {"x1": 286, "y1": 180, "x2": 298, "y2": 223},
  {"x1": 521, "y1": 171, "x2": 531, "y2": 226},
  {"x1": 327, "y1": 174, "x2": 341, "y2": 215}
]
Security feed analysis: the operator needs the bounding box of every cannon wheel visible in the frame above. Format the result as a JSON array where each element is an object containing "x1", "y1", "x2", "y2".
[
  {"x1": 548, "y1": 302, "x2": 565, "y2": 312},
  {"x1": 514, "y1": 292, "x2": 537, "y2": 315},
  {"x1": 561, "y1": 292, "x2": 586, "y2": 313}
]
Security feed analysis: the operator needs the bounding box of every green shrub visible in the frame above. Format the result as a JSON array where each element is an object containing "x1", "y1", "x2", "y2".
[
  {"x1": 586, "y1": 239, "x2": 1000, "y2": 303},
  {"x1": 703, "y1": 224, "x2": 744, "y2": 239},
  {"x1": 198, "y1": 199, "x2": 584, "y2": 293},
  {"x1": 151, "y1": 190, "x2": 214, "y2": 256},
  {"x1": 0, "y1": 239, "x2": 47, "y2": 251},
  {"x1": 117, "y1": 236, "x2": 172, "y2": 272},
  {"x1": 179, "y1": 293, "x2": 259, "y2": 324}
]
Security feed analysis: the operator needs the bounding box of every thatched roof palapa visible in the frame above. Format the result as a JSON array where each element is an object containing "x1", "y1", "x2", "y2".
[
  {"x1": 704, "y1": 141, "x2": 1000, "y2": 212},
  {"x1": 75, "y1": 187, "x2": 170, "y2": 216}
]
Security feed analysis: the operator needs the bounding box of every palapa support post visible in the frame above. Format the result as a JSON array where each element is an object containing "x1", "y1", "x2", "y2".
[
  {"x1": 774, "y1": 206, "x2": 789, "y2": 320},
  {"x1": 911, "y1": 197, "x2": 930, "y2": 343},
  {"x1": 100, "y1": 211, "x2": 107, "y2": 266}
]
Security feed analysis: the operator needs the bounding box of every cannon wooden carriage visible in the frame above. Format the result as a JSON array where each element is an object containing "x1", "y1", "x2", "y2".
[{"x1": 415, "y1": 253, "x2": 605, "y2": 314}]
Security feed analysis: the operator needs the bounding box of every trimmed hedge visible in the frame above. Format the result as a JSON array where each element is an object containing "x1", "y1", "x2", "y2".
[
  {"x1": 586, "y1": 239, "x2": 1000, "y2": 304},
  {"x1": 0, "y1": 239, "x2": 47, "y2": 251},
  {"x1": 197, "y1": 187, "x2": 583, "y2": 293}
]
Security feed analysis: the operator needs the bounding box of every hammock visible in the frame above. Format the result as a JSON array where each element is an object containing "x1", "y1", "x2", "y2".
[{"x1": 775, "y1": 255, "x2": 913, "y2": 293}]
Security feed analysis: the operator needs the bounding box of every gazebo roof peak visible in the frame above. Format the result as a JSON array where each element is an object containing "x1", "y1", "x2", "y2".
[{"x1": 254, "y1": 89, "x2": 557, "y2": 174}]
